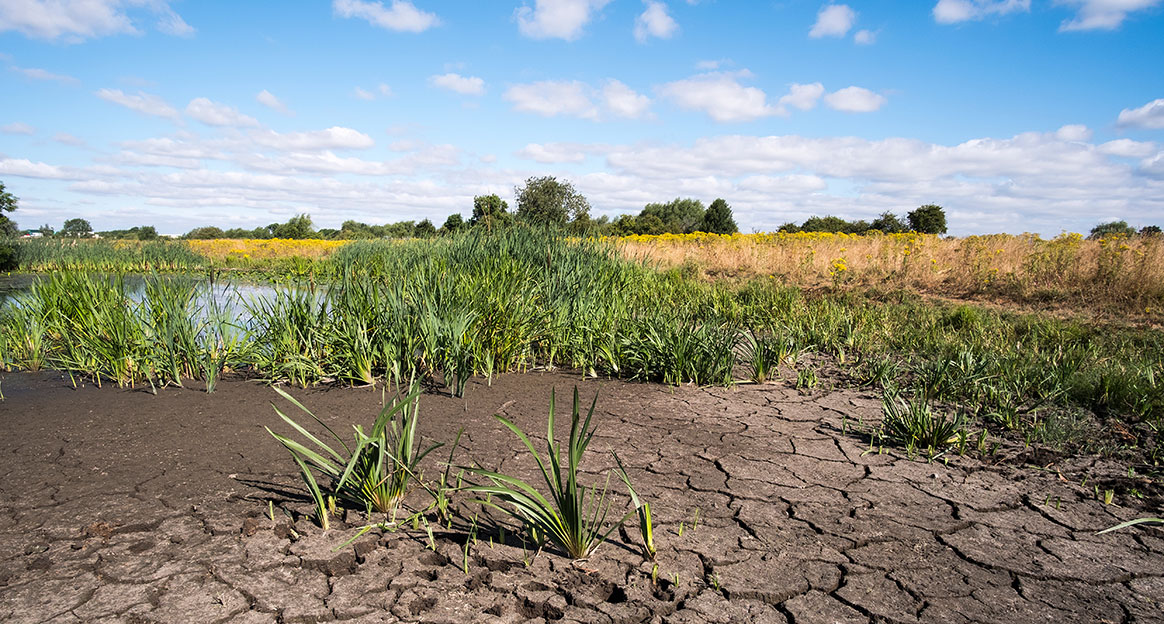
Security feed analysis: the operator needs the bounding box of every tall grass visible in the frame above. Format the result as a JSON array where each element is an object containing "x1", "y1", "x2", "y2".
[
  {"x1": 14, "y1": 239, "x2": 205, "y2": 273},
  {"x1": 618, "y1": 231, "x2": 1164, "y2": 314}
]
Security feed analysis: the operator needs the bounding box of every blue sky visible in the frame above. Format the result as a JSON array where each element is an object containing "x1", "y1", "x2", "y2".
[{"x1": 2, "y1": 0, "x2": 1163, "y2": 236}]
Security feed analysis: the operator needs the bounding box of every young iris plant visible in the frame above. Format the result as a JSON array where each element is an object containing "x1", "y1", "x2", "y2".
[
  {"x1": 613, "y1": 452, "x2": 656, "y2": 560},
  {"x1": 464, "y1": 387, "x2": 630, "y2": 560},
  {"x1": 266, "y1": 383, "x2": 442, "y2": 529}
]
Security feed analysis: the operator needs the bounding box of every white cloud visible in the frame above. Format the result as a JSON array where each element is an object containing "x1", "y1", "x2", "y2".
[
  {"x1": 95, "y1": 88, "x2": 180, "y2": 119},
  {"x1": 0, "y1": 0, "x2": 192, "y2": 41},
  {"x1": 333, "y1": 0, "x2": 439, "y2": 32},
  {"x1": 809, "y1": 4, "x2": 856, "y2": 38},
  {"x1": 256, "y1": 90, "x2": 291, "y2": 115},
  {"x1": 1, "y1": 122, "x2": 35, "y2": 135},
  {"x1": 695, "y1": 59, "x2": 729, "y2": 71},
  {"x1": 777, "y1": 82, "x2": 825, "y2": 112},
  {"x1": 853, "y1": 29, "x2": 876, "y2": 44},
  {"x1": 516, "y1": 0, "x2": 612, "y2": 41},
  {"x1": 11, "y1": 65, "x2": 80, "y2": 85},
  {"x1": 933, "y1": 0, "x2": 1030, "y2": 24},
  {"x1": 1117, "y1": 98, "x2": 1164, "y2": 129},
  {"x1": 659, "y1": 71, "x2": 782, "y2": 122},
  {"x1": 601, "y1": 79, "x2": 651, "y2": 118},
  {"x1": 353, "y1": 87, "x2": 377, "y2": 100},
  {"x1": 52, "y1": 132, "x2": 86, "y2": 146},
  {"x1": 0, "y1": 157, "x2": 77, "y2": 179},
  {"x1": 429, "y1": 73, "x2": 485, "y2": 96},
  {"x1": 250, "y1": 127, "x2": 376, "y2": 151},
  {"x1": 1057, "y1": 0, "x2": 1163, "y2": 31},
  {"x1": 185, "y1": 98, "x2": 259, "y2": 127},
  {"x1": 1055, "y1": 124, "x2": 1092, "y2": 142},
  {"x1": 634, "y1": 0, "x2": 678, "y2": 43},
  {"x1": 1098, "y1": 139, "x2": 1157, "y2": 158},
  {"x1": 353, "y1": 84, "x2": 393, "y2": 100},
  {"x1": 504, "y1": 81, "x2": 598, "y2": 119},
  {"x1": 517, "y1": 143, "x2": 590, "y2": 163},
  {"x1": 824, "y1": 86, "x2": 887, "y2": 113}
]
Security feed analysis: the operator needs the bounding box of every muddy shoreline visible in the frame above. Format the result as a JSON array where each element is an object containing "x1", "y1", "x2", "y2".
[{"x1": 1, "y1": 371, "x2": 1160, "y2": 623}]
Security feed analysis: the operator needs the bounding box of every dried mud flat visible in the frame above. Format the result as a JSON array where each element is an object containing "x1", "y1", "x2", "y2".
[{"x1": 0, "y1": 371, "x2": 1161, "y2": 624}]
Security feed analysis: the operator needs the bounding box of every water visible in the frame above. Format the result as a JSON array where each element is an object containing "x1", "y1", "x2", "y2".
[{"x1": 0, "y1": 273, "x2": 306, "y2": 321}]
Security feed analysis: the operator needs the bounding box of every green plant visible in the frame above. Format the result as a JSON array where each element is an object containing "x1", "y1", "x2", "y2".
[
  {"x1": 879, "y1": 391, "x2": 964, "y2": 455},
  {"x1": 796, "y1": 366, "x2": 818, "y2": 390},
  {"x1": 464, "y1": 388, "x2": 628, "y2": 560},
  {"x1": 1097, "y1": 517, "x2": 1164, "y2": 534},
  {"x1": 266, "y1": 383, "x2": 442, "y2": 528},
  {"x1": 613, "y1": 452, "x2": 656, "y2": 560}
]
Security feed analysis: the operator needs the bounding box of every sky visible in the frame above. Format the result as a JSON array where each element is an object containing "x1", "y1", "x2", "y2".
[{"x1": 1, "y1": 0, "x2": 1163, "y2": 237}]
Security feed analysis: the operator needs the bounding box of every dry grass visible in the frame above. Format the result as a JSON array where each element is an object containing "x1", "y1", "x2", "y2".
[{"x1": 616, "y1": 232, "x2": 1164, "y2": 316}]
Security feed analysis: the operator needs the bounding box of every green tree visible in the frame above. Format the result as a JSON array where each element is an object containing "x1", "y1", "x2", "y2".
[
  {"x1": 273, "y1": 214, "x2": 315, "y2": 239},
  {"x1": 1088, "y1": 220, "x2": 1136, "y2": 240},
  {"x1": 907, "y1": 204, "x2": 947, "y2": 234},
  {"x1": 184, "y1": 226, "x2": 225, "y2": 239},
  {"x1": 801, "y1": 216, "x2": 851, "y2": 233},
  {"x1": 1139, "y1": 225, "x2": 1162, "y2": 237},
  {"x1": 441, "y1": 213, "x2": 466, "y2": 234},
  {"x1": 38, "y1": 223, "x2": 54, "y2": 237},
  {"x1": 413, "y1": 219, "x2": 436, "y2": 238},
  {"x1": 871, "y1": 211, "x2": 908, "y2": 233},
  {"x1": 641, "y1": 198, "x2": 705, "y2": 234},
  {"x1": 777, "y1": 222, "x2": 802, "y2": 234},
  {"x1": 514, "y1": 176, "x2": 590, "y2": 227},
  {"x1": 701, "y1": 198, "x2": 738, "y2": 234},
  {"x1": 61, "y1": 218, "x2": 94, "y2": 238},
  {"x1": 135, "y1": 225, "x2": 159, "y2": 240},
  {"x1": 0, "y1": 181, "x2": 18, "y2": 238},
  {"x1": 470, "y1": 194, "x2": 512, "y2": 230}
]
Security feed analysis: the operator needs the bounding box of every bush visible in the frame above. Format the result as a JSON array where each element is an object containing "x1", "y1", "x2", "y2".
[
  {"x1": 1088, "y1": 220, "x2": 1135, "y2": 240},
  {"x1": 0, "y1": 241, "x2": 16, "y2": 270},
  {"x1": 907, "y1": 205, "x2": 947, "y2": 234}
]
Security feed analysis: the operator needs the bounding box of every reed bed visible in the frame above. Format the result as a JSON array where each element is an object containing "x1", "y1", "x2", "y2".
[
  {"x1": 14, "y1": 239, "x2": 205, "y2": 273},
  {"x1": 617, "y1": 231, "x2": 1164, "y2": 314},
  {"x1": 1, "y1": 229, "x2": 1160, "y2": 462}
]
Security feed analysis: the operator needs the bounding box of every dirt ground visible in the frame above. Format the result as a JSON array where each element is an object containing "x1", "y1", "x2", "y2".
[{"x1": 0, "y1": 371, "x2": 1161, "y2": 623}]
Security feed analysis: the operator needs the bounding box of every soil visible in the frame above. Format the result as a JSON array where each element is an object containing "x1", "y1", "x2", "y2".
[{"x1": 1, "y1": 370, "x2": 1161, "y2": 623}]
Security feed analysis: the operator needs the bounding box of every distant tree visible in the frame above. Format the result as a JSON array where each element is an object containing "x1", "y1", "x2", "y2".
[
  {"x1": 185, "y1": 226, "x2": 225, "y2": 239},
  {"x1": 38, "y1": 223, "x2": 54, "y2": 237},
  {"x1": 514, "y1": 176, "x2": 590, "y2": 227},
  {"x1": 641, "y1": 198, "x2": 706, "y2": 234},
  {"x1": 701, "y1": 198, "x2": 738, "y2": 234},
  {"x1": 801, "y1": 216, "x2": 851, "y2": 233},
  {"x1": 0, "y1": 181, "x2": 18, "y2": 238},
  {"x1": 135, "y1": 225, "x2": 159, "y2": 241},
  {"x1": 470, "y1": 194, "x2": 512, "y2": 230},
  {"x1": 907, "y1": 205, "x2": 947, "y2": 235},
  {"x1": 777, "y1": 222, "x2": 802, "y2": 234},
  {"x1": 1087, "y1": 220, "x2": 1135, "y2": 240},
  {"x1": 61, "y1": 218, "x2": 94, "y2": 238},
  {"x1": 382, "y1": 221, "x2": 416, "y2": 238},
  {"x1": 441, "y1": 213, "x2": 466, "y2": 234},
  {"x1": 413, "y1": 219, "x2": 436, "y2": 238},
  {"x1": 1140, "y1": 225, "x2": 1162, "y2": 237},
  {"x1": 870, "y1": 211, "x2": 908, "y2": 234},
  {"x1": 222, "y1": 227, "x2": 255, "y2": 239},
  {"x1": 273, "y1": 214, "x2": 315, "y2": 239}
]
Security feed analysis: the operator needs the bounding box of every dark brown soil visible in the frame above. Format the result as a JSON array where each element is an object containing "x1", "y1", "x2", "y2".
[{"x1": 1, "y1": 371, "x2": 1161, "y2": 623}]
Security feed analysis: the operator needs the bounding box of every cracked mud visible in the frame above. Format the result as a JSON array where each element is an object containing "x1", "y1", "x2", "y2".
[{"x1": 1, "y1": 371, "x2": 1161, "y2": 623}]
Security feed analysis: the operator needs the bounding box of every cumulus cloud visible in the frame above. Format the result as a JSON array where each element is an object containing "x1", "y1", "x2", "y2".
[
  {"x1": 853, "y1": 29, "x2": 876, "y2": 44},
  {"x1": 1, "y1": 122, "x2": 35, "y2": 135},
  {"x1": 809, "y1": 4, "x2": 856, "y2": 38},
  {"x1": 250, "y1": 127, "x2": 375, "y2": 151},
  {"x1": 516, "y1": 142, "x2": 591, "y2": 163},
  {"x1": 659, "y1": 71, "x2": 782, "y2": 122},
  {"x1": 1098, "y1": 139, "x2": 1157, "y2": 158},
  {"x1": 777, "y1": 82, "x2": 825, "y2": 112},
  {"x1": 1057, "y1": 0, "x2": 1163, "y2": 31},
  {"x1": 10, "y1": 66, "x2": 80, "y2": 85},
  {"x1": 429, "y1": 73, "x2": 486, "y2": 96},
  {"x1": 932, "y1": 0, "x2": 1030, "y2": 24},
  {"x1": 1117, "y1": 98, "x2": 1164, "y2": 129},
  {"x1": 0, "y1": 157, "x2": 78, "y2": 179},
  {"x1": 1055, "y1": 124, "x2": 1092, "y2": 142},
  {"x1": 185, "y1": 98, "x2": 259, "y2": 127},
  {"x1": 601, "y1": 79, "x2": 651, "y2": 118},
  {"x1": 823, "y1": 86, "x2": 887, "y2": 112},
  {"x1": 332, "y1": 0, "x2": 439, "y2": 33},
  {"x1": 504, "y1": 80, "x2": 598, "y2": 119},
  {"x1": 95, "y1": 88, "x2": 180, "y2": 119},
  {"x1": 516, "y1": 0, "x2": 611, "y2": 41},
  {"x1": 52, "y1": 132, "x2": 86, "y2": 146},
  {"x1": 634, "y1": 0, "x2": 678, "y2": 43},
  {"x1": 256, "y1": 90, "x2": 291, "y2": 115},
  {"x1": 0, "y1": 0, "x2": 192, "y2": 41}
]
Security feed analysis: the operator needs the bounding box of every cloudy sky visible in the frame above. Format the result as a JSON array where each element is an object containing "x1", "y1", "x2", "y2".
[{"x1": 2, "y1": 0, "x2": 1163, "y2": 236}]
